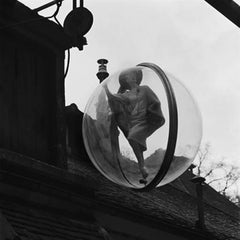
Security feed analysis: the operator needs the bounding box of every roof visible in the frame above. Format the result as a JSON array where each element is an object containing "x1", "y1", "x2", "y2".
[
  {"x1": 0, "y1": 138, "x2": 239, "y2": 240},
  {"x1": 0, "y1": 149, "x2": 107, "y2": 240},
  {"x1": 68, "y1": 157, "x2": 240, "y2": 240},
  {"x1": 0, "y1": 203, "x2": 104, "y2": 240}
]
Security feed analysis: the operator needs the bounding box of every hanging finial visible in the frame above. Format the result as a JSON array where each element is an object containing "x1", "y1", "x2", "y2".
[{"x1": 96, "y1": 59, "x2": 109, "y2": 83}]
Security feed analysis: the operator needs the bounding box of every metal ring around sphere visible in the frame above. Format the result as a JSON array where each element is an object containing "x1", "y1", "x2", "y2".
[{"x1": 135, "y1": 63, "x2": 178, "y2": 191}]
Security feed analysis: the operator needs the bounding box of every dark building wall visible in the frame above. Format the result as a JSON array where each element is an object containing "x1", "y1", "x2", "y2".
[
  {"x1": 0, "y1": 0, "x2": 73, "y2": 168},
  {"x1": 0, "y1": 34, "x2": 57, "y2": 163},
  {"x1": 65, "y1": 104, "x2": 89, "y2": 161}
]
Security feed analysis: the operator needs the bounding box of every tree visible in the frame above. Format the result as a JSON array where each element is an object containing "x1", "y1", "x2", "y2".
[{"x1": 193, "y1": 143, "x2": 240, "y2": 205}]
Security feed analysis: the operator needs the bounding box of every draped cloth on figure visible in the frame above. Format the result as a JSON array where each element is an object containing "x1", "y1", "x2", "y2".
[{"x1": 105, "y1": 85, "x2": 165, "y2": 152}]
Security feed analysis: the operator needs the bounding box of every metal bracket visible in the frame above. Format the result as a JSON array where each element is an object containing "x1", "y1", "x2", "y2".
[{"x1": 33, "y1": 0, "x2": 64, "y2": 13}]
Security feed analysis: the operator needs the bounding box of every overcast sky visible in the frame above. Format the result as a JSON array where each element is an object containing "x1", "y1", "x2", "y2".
[{"x1": 20, "y1": 0, "x2": 240, "y2": 169}]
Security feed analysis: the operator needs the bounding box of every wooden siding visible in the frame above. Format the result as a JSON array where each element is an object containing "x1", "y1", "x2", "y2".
[{"x1": 0, "y1": 35, "x2": 57, "y2": 163}]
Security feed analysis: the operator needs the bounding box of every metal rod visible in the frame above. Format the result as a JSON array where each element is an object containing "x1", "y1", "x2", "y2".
[
  {"x1": 191, "y1": 176, "x2": 206, "y2": 229},
  {"x1": 196, "y1": 182, "x2": 205, "y2": 228},
  {"x1": 33, "y1": 0, "x2": 63, "y2": 12},
  {"x1": 73, "y1": 0, "x2": 77, "y2": 9},
  {"x1": 80, "y1": 0, "x2": 84, "y2": 8}
]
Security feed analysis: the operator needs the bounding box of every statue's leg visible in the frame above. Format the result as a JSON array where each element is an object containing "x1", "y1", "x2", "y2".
[{"x1": 129, "y1": 139, "x2": 148, "y2": 179}]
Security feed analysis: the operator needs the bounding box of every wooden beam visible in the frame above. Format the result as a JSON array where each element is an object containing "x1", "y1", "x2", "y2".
[{"x1": 204, "y1": 0, "x2": 240, "y2": 28}]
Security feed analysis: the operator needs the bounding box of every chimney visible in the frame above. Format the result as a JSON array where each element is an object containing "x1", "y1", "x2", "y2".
[
  {"x1": 191, "y1": 176, "x2": 206, "y2": 230},
  {"x1": 96, "y1": 59, "x2": 109, "y2": 83}
]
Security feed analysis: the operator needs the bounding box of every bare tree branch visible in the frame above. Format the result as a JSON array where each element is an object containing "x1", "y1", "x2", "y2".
[
  {"x1": 194, "y1": 143, "x2": 240, "y2": 205},
  {"x1": 207, "y1": 177, "x2": 226, "y2": 185}
]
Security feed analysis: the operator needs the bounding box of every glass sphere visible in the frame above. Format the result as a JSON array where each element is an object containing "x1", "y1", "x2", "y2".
[{"x1": 82, "y1": 63, "x2": 202, "y2": 190}]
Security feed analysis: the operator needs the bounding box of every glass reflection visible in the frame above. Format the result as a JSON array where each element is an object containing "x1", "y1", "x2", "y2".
[{"x1": 157, "y1": 72, "x2": 202, "y2": 186}]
